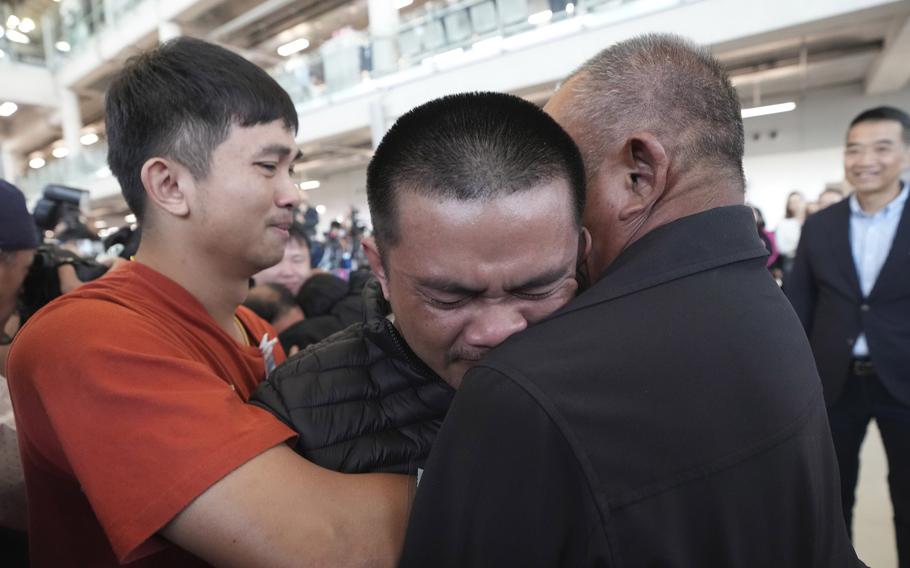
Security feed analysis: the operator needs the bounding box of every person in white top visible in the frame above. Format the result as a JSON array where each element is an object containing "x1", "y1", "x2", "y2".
[{"x1": 776, "y1": 190, "x2": 806, "y2": 271}]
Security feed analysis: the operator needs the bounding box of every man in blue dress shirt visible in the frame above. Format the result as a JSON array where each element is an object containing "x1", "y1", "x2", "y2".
[{"x1": 788, "y1": 106, "x2": 910, "y2": 566}]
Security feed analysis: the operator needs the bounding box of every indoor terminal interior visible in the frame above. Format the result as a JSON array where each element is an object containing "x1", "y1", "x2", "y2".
[{"x1": 1, "y1": 0, "x2": 909, "y2": 566}]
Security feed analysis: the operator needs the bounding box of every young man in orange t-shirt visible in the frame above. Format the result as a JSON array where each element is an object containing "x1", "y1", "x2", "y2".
[{"x1": 6, "y1": 38, "x2": 411, "y2": 567}]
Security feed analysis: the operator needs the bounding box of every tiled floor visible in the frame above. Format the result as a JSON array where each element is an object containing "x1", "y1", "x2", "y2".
[{"x1": 854, "y1": 421, "x2": 896, "y2": 568}]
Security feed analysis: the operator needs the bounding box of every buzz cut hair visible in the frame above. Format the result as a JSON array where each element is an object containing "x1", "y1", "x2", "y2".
[
  {"x1": 366, "y1": 91, "x2": 586, "y2": 252},
  {"x1": 560, "y1": 33, "x2": 745, "y2": 190}
]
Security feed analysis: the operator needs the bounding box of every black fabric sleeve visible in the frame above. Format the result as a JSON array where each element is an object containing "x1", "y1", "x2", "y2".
[
  {"x1": 400, "y1": 367, "x2": 611, "y2": 567},
  {"x1": 248, "y1": 326, "x2": 454, "y2": 474},
  {"x1": 784, "y1": 226, "x2": 816, "y2": 333}
]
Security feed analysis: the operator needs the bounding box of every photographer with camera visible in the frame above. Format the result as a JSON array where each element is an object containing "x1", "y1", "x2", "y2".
[
  {"x1": 18, "y1": 185, "x2": 112, "y2": 324},
  {"x1": 0, "y1": 180, "x2": 37, "y2": 357},
  {"x1": 0, "y1": 179, "x2": 38, "y2": 566}
]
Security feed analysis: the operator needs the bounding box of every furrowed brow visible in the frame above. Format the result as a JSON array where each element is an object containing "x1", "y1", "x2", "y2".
[
  {"x1": 507, "y1": 266, "x2": 569, "y2": 292},
  {"x1": 414, "y1": 277, "x2": 482, "y2": 296}
]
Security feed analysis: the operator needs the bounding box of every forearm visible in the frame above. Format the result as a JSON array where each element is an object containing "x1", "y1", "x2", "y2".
[
  {"x1": 322, "y1": 472, "x2": 413, "y2": 567},
  {"x1": 162, "y1": 445, "x2": 412, "y2": 568}
]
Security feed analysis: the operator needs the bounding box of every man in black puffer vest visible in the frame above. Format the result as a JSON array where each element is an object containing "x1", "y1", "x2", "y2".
[
  {"x1": 250, "y1": 91, "x2": 590, "y2": 474},
  {"x1": 252, "y1": 277, "x2": 453, "y2": 473}
]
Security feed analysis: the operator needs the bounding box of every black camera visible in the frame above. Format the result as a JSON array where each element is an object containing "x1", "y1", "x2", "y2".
[
  {"x1": 19, "y1": 245, "x2": 109, "y2": 323},
  {"x1": 18, "y1": 185, "x2": 109, "y2": 323},
  {"x1": 32, "y1": 184, "x2": 91, "y2": 231}
]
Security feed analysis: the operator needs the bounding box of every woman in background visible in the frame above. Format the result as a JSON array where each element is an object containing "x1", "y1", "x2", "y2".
[{"x1": 775, "y1": 190, "x2": 806, "y2": 275}]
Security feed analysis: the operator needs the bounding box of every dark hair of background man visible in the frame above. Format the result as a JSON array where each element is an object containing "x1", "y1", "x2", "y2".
[
  {"x1": 243, "y1": 283, "x2": 297, "y2": 324},
  {"x1": 287, "y1": 222, "x2": 312, "y2": 256},
  {"x1": 105, "y1": 37, "x2": 299, "y2": 221},
  {"x1": 564, "y1": 33, "x2": 745, "y2": 190},
  {"x1": 848, "y1": 106, "x2": 910, "y2": 144},
  {"x1": 366, "y1": 91, "x2": 586, "y2": 253}
]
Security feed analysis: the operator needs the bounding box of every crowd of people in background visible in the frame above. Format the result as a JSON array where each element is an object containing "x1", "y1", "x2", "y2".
[{"x1": 750, "y1": 186, "x2": 846, "y2": 284}]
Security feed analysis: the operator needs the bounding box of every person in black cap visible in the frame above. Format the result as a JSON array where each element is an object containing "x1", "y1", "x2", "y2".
[
  {"x1": 0, "y1": 179, "x2": 37, "y2": 350},
  {"x1": 0, "y1": 178, "x2": 36, "y2": 567}
]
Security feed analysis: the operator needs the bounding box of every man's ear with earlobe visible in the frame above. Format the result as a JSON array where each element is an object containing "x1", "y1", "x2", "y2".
[
  {"x1": 577, "y1": 227, "x2": 592, "y2": 267},
  {"x1": 140, "y1": 157, "x2": 190, "y2": 218},
  {"x1": 361, "y1": 237, "x2": 392, "y2": 301},
  {"x1": 617, "y1": 132, "x2": 669, "y2": 221},
  {"x1": 575, "y1": 227, "x2": 593, "y2": 290}
]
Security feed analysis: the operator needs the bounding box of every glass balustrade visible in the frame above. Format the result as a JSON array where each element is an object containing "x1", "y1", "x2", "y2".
[
  {"x1": 18, "y1": 0, "x2": 684, "y2": 190},
  {"x1": 270, "y1": 0, "x2": 664, "y2": 105},
  {"x1": 17, "y1": 145, "x2": 110, "y2": 197}
]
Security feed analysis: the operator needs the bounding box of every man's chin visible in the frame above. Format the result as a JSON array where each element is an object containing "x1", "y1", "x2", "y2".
[
  {"x1": 256, "y1": 255, "x2": 285, "y2": 274},
  {"x1": 443, "y1": 361, "x2": 481, "y2": 390}
]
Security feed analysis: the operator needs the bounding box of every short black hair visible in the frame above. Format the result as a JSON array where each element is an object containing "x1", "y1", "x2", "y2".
[
  {"x1": 848, "y1": 106, "x2": 910, "y2": 145},
  {"x1": 564, "y1": 34, "x2": 745, "y2": 190},
  {"x1": 243, "y1": 282, "x2": 298, "y2": 323},
  {"x1": 366, "y1": 91, "x2": 585, "y2": 250},
  {"x1": 296, "y1": 273, "x2": 349, "y2": 317},
  {"x1": 105, "y1": 37, "x2": 298, "y2": 221},
  {"x1": 288, "y1": 222, "x2": 312, "y2": 256}
]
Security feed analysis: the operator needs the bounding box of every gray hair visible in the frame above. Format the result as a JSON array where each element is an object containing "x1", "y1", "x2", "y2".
[{"x1": 561, "y1": 34, "x2": 745, "y2": 190}]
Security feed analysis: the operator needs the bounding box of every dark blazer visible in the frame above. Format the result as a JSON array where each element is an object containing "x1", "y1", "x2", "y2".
[
  {"x1": 402, "y1": 206, "x2": 860, "y2": 567},
  {"x1": 787, "y1": 195, "x2": 910, "y2": 406}
]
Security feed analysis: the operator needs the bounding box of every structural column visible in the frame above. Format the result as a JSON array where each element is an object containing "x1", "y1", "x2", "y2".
[
  {"x1": 368, "y1": 0, "x2": 400, "y2": 77},
  {"x1": 369, "y1": 98, "x2": 388, "y2": 149},
  {"x1": 0, "y1": 145, "x2": 24, "y2": 183},
  {"x1": 59, "y1": 87, "x2": 83, "y2": 159}
]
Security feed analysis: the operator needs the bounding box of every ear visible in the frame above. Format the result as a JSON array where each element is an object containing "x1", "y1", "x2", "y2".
[
  {"x1": 577, "y1": 227, "x2": 592, "y2": 266},
  {"x1": 361, "y1": 237, "x2": 391, "y2": 301},
  {"x1": 140, "y1": 157, "x2": 190, "y2": 218},
  {"x1": 617, "y1": 132, "x2": 669, "y2": 222},
  {"x1": 575, "y1": 227, "x2": 593, "y2": 290}
]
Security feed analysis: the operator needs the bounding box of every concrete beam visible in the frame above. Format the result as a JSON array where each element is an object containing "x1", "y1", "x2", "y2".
[
  {"x1": 866, "y1": 13, "x2": 910, "y2": 94},
  {"x1": 297, "y1": 0, "x2": 908, "y2": 144},
  {"x1": 55, "y1": 0, "x2": 225, "y2": 90},
  {"x1": 0, "y1": 62, "x2": 58, "y2": 107}
]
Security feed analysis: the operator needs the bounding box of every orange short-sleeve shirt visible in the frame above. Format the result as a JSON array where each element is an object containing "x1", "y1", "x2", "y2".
[{"x1": 6, "y1": 262, "x2": 294, "y2": 567}]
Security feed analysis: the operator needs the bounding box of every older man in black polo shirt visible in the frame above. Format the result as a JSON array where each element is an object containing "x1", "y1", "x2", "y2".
[{"x1": 401, "y1": 34, "x2": 862, "y2": 567}]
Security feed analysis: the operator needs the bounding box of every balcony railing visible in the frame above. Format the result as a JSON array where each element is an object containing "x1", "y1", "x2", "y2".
[
  {"x1": 19, "y1": 0, "x2": 689, "y2": 192},
  {"x1": 269, "y1": 0, "x2": 649, "y2": 102}
]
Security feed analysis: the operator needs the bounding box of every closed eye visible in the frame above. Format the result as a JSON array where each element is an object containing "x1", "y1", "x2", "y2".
[
  {"x1": 422, "y1": 292, "x2": 471, "y2": 310},
  {"x1": 513, "y1": 288, "x2": 559, "y2": 301}
]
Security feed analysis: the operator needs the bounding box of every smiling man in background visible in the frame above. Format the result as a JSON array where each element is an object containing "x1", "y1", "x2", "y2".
[{"x1": 788, "y1": 106, "x2": 910, "y2": 566}]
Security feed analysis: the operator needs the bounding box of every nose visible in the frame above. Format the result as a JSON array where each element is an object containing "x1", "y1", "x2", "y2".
[
  {"x1": 854, "y1": 147, "x2": 876, "y2": 166},
  {"x1": 276, "y1": 262, "x2": 295, "y2": 276},
  {"x1": 277, "y1": 177, "x2": 301, "y2": 210},
  {"x1": 463, "y1": 304, "x2": 529, "y2": 350}
]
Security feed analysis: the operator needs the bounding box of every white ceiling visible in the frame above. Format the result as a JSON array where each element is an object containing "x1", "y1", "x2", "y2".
[{"x1": 3, "y1": 0, "x2": 910, "y2": 175}]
